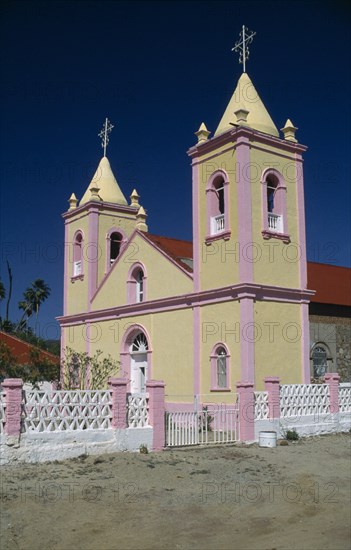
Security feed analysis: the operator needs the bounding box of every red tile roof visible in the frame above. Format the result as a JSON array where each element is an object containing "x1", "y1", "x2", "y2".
[
  {"x1": 307, "y1": 262, "x2": 351, "y2": 306},
  {"x1": 0, "y1": 331, "x2": 60, "y2": 365},
  {"x1": 144, "y1": 233, "x2": 193, "y2": 273}
]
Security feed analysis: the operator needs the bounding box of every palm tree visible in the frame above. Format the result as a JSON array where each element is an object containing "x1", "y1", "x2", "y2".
[
  {"x1": 0, "y1": 280, "x2": 5, "y2": 302},
  {"x1": 17, "y1": 279, "x2": 51, "y2": 334},
  {"x1": 31, "y1": 279, "x2": 51, "y2": 334}
]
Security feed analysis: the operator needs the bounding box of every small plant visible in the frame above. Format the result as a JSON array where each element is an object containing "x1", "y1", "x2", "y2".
[
  {"x1": 199, "y1": 406, "x2": 214, "y2": 432},
  {"x1": 285, "y1": 429, "x2": 299, "y2": 441},
  {"x1": 139, "y1": 444, "x2": 149, "y2": 454}
]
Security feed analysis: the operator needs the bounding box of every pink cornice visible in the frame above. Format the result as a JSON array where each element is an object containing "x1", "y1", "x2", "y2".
[
  {"x1": 188, "y1": 126, "x2": 307, "y2": 160},
  {"x1": 57, "y1": 283, "x2": 315, "y2": 326},
  {"x1": 63, "y1": 201, "x2": 138, "y2": 220}
]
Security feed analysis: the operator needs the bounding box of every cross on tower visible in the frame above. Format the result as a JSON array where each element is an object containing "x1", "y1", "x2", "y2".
[
  {"x1": 98, "y1": 118, "x2": 114, "y2": 157},
  {"x1": 232, "y1": 25, "x2": 256, "y2": 73}
]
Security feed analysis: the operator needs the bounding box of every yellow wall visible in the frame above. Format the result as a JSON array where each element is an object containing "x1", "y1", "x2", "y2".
[
  {"x1": 92, "y1": 233, "x2": 193, "y2": 310},
  {"x1": 65, "y1": 212, "x2": 90, "y2": 315},
  {"x1": 253, "y1": 300, "x2": 302, "y2": 389}
]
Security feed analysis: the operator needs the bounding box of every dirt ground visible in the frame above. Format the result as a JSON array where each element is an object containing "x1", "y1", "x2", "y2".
[{"x1": 1, "y1": 433, "x2": 350, "y2": 550}]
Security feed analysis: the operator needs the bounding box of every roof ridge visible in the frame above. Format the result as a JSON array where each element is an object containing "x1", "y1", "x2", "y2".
[{"x1": 146, "y1": 232, "x2": 192, "y2": 246}]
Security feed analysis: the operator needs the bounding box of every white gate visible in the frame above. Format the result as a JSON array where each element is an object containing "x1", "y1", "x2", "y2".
[{"x1": 166, "y1": 402, "x2": 239, "y2": 447}]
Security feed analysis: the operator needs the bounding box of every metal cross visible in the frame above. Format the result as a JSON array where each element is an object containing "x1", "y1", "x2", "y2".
[
  {"x1": 98, "y1": 118, "x2": 114, "y2": 157},
  {"x1": 232, "y1": 25, "x2": 256, "y2": 73}
]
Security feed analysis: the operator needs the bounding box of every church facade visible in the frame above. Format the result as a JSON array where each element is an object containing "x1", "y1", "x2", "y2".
[{"x1": 58, "y1": 71, "x2": 316, "y2": 402}]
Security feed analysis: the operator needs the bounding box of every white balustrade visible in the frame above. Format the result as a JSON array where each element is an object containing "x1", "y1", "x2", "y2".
[
  {"x1": 73, "y1": 260, "x2": 82, "y2": 276},
  {"x1": 127, "y1": 394, "x2": 149, "y2": 428},
  {"x1": 280, "y1": 384, "x2": 330, "y2": 417},
  {"x1": 254, "y1": 391, "x2": 269, "y2": 420},
  {"x1": 339, "y1": 384, "x2": 351, "y2": 412},
  {"x1": 211, "y1": 214, "x2": 225, "y2": 234},
  {"x1": 23, "y1": 390, "x2": 112, "y2": 432},
  {"x1": 268, "y1": 212, "x2": 282, "y2": 233}
]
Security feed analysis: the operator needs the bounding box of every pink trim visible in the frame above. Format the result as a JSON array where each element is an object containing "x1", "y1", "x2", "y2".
[
  {"x1": 63, "y1": 201, "x2": 138, "y2": 220},
  {"x1": 120, "y1": 323, "x2": 153, "y2": 391},
  {"x1": 58, "y1": 283, "x2": 315, "y2": 326},
  {"x1": 239, "y1": 296, "x2": 255, "y2": 383},
  {"x1": 296, "y1": 154, "x2": 307, "y2": 289},
  {"x1": 146, "y1": 380, "x2": 166, "y2": 451},
  {"x1": 236, "y1": 134, "x2": 253, "y2": 283},
  {"x1": 261, "y1": 168, "x2": 289, "y2": 238},
  {"x1": 205, "y1": 169, "x2": 230, "y2": 238},
  {"x1": 324, "y1": 373, "x2": 340, "y2": 414},
  {"x1": 236, "y1": 381, "x2": 255, "y2": 441},
  {"x1": 2, "y1": 378, "x2": 23, "y2": 437},
  {"x1": 205, "y1": 230, "x2": 231, "y2": 244},
  {"x1": 192, "y1": 161, "x2": 200, "y2": 292},
  {"x1": 264, "y1": 376, "x2": 281, "y2": 419},
  {"x1": 210, "y1": 342, "x2": 231, "y2": 391},
  {"x1": 193, "y1": 306, "x2": 200, "y2": 395},
  {"x1": 188, "y1": 126, "x2": 307, "y2": 160},
  {"x1": 126, "y1": 262, "x2": 148, "y2": 304},
  {"x1": 87, "y1": 206, "x2": 99, "y2": 309},
  {"x1": 63, "y1": 221, "x2": 69, "y2": 315},
  {"x1": 105, "y1": 227, "x2": 128, "y2": 274},
  {"x1": 90, "y1": 229, "x2": 192, "y2": 306},
  {"x1": 108, "y1": 377, "x2": 128, "y2": 428},
  {"x1": 301, "y1": 301, "x2": 310, "y2": 383}
]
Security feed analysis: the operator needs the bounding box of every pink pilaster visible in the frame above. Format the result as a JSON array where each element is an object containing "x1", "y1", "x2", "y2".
[
  {"x1": 146, "y1": 380, "x2": 165, "y2": 451},
  {"x1": 301, "y1": 301, "x2": 310, "y2": 383},
  {"x1": 324, "y1": 373, "x2": 340, "y2": 414},
  {"x1": 236, "y1": 134, "x2": 253, "y2": 283},
  {"x1": 236, "y1": 381, "x2": 255, "y2": 442},
  {"x1": 87, "y1": 205, "x2": 99, "y2": 309},
  {"x1": 108, "y1": 378, "x2": 128, "y2": 429},
  {"x1": 2, "y1": 378, "x2": 23, "y2": 437},
  {"x1": 239, "y1": 294, "x2": 255, "y2": 383},
  {"x1": 264, "y1": 376, "x2": 281, "y2": 419}
]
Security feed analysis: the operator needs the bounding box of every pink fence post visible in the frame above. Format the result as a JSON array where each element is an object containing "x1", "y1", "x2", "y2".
[
  {"x1": 324, "y1": 373, "x2": 340, "y2": 414},
  {"x1": 146, "y1": 380, "x2": 165, "y2": 451},
  {"x1": 2, "y1": 378, "x2": 23, "y2": 439},
  {"x1": 236, "y1": 381, "x2": 255, "y2": 442},
  {"x1": 108, "y1": 378, "x2": 128, "y2": 429},
  {"x1": 264, "y1": 376, "x2": 281, "y2": 420}
]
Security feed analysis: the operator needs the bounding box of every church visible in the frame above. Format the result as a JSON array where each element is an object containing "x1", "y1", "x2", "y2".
[{"x1": 58, "y1": 42, "x2": 325, "y2": 404}]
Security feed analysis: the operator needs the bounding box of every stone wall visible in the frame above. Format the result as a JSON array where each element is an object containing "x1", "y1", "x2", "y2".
[{"x1": 309, "y1": 315, "x2": 351, "y2": 382}]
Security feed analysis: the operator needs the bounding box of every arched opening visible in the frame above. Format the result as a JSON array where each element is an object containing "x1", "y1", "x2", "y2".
[
  {"x1": 73, "y1": 232, "x2": 83, "y2": 276},
  {"x1": 261, "y1": 169, "x2": 288, "y2": 238},
  {"x1": 210, "y1": 343, "x2": 230, "y2": 390},
  {"x1": 311, "y1": 345, "x2": 329, "y2": 378},
  {"x1": 110, "y1": 232, "x2": 122, "y2": 265},
  {"x1": 130, "y1": 332, "x2": 149, "y2": 393}
]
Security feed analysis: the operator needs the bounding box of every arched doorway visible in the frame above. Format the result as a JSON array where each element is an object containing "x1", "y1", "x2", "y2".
[{"x1": 130, "y1": 332, "x2": 149, "y2": 393}]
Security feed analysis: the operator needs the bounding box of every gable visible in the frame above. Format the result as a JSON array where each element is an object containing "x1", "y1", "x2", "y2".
[{"x1": 91, "y1": 232, "x2": 193, "y2": 311}]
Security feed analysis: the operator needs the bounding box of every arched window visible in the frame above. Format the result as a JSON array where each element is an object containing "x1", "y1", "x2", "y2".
[
  {"x1": 131, "y1": 332, "x2": 149, "y2": 353},
  {"x1": 135, "y1": 269, "x2": 144, "y2": 303},
  {"x1": 311, "y1": 345, "x2": 329, "y2": 378},
  {"x1": 206, "y1": 171, "x2": 230, "y2": 240},
  {"x1": 216, "y1": 347, "x2": 227, "y2": 388},
  {"x1": 127, "y1": 263, "x2": 147, "y2": 304},
  {"x1": 110, "y1": 232, "x2": 122, "y2": 265},
  {"x1": 210, "y1": 343, "x2": 230, "y2": 390},
  {"x1": 73, "y1": 232, "x2": 83, "y2": 277},
  {"x1": 261, "y1": 169, "x2": 289, "y2": 241}
]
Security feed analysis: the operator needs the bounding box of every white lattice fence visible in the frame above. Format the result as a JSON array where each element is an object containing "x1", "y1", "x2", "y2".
[
  {"x1": 127, "y1": 394, "x2": 149, "y2": 427},
  {"x1": 339, "y1": 384, "x2": 351, "y2": 413},
  {"x1": 280, "y1": 384, "x2": 330, "y2": 418},
  {"x1": 0, "y1": 391, "x2": 5, "y2": 434},
  {"x1": 23, "y1": 390, "x2": 112, "y2": 432},
  {"x1": 254, "y1": 391, "x2": 269, "y2": 420}
]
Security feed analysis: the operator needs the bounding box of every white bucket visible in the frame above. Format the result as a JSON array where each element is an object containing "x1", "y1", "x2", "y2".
[{"x1": 259, "y1": 431, "x2": 277, "y2": 448}]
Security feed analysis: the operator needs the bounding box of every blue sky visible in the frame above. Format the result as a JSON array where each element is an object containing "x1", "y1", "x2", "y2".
[{"x1": 0, "y1": 0, "x2": 350, "y2": 339}]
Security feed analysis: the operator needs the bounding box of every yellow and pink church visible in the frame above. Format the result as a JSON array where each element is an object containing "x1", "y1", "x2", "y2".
[{"x1": 58, "y1": 67, "x2": 315, "y2": 402}]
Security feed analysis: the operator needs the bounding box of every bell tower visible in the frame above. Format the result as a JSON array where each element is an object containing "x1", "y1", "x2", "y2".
[{"x1": 188, "y1": 29, "x2": 312, "y2": 384}]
